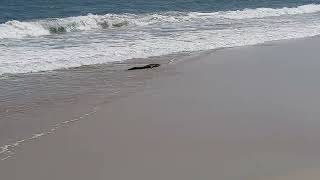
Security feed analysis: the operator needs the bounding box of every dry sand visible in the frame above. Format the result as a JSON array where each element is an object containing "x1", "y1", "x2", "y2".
[{"x1": 2, "y1": 37, "x2": 320, "y2": 179}]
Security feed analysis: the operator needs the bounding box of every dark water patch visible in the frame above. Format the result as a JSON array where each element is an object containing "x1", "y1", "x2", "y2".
[
  {"x1": 98, "y1": 21, "x2": 109, "y2": 29},
  {"x1": 49, "y1": 26, "x2": 67, "y2": 34},
  {"x1": 112, "y1": 21, "x2": 129, "y2": 28}
]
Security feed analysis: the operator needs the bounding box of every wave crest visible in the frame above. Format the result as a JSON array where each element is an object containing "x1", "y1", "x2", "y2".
[
  {"x1": 1, "y1": 4, "x2": 320, "y2": 39},
  {"x1": 192, "y1": 4, "x2": 320, "y2": 19},
  {"x1": 0, "y1": 14, "x2": 132, "y2": 38}
]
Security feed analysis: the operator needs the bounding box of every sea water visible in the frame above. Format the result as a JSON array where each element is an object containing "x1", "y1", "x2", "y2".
[{"x1": 1, "y1": 0, "x2": 320, "y2": 74}]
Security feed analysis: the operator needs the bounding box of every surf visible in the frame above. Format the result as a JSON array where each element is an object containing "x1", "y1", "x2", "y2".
[{"x1": 1, "y1": 4, "x2": 320, "y2": 39}]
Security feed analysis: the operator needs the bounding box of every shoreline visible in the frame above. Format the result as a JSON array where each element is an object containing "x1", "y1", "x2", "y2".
[
  {"x1": 2, "y1": 36, "x2": 320, "y2": 179},
  {"x1": 1, "y1": 34, "x2": 319, "y2": 78}
]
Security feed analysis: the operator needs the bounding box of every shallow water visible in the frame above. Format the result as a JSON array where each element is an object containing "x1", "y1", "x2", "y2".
[{"x1": 0, "y1": 53, "x2": 185, "y2": 150}]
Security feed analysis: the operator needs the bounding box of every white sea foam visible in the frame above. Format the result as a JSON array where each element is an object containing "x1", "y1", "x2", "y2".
[
  {"x1": 1, "y1": 4, "x2": 320, "y2": 39},
  {"x1": 1, "y1": 4, "x2": 320, "y2": 74},
  {"x1": 0, "y1": 107, "x2": 99, "y2": 160},
  {"x1": 191, "y1": 4, "x2": 320, "y2": 19},
  {"x1": 0, "y1": 14, "x2": 133, "y2": 39}
]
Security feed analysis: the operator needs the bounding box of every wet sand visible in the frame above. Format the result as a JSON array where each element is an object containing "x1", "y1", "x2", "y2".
[{"x1": 2, "y1": 37, "x2": 320, "y2": 179}]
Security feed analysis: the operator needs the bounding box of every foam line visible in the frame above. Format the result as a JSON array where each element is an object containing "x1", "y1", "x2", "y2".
[
  {"x1": 1, "y1": 4, "x2": 320, "y2": 39},
  {"x1": 0, "y1": 106, "x2": 99, "y2": 161}
]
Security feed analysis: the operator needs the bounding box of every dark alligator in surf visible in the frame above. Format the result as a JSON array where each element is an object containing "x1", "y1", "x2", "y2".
[{"x1": 128, "y1": 64, "x2": 160, "y2": 70}]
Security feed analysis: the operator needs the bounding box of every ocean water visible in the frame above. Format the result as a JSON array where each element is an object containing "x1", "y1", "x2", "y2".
[{"x1": 1, "y1": 0, "x2": 320, "y2": 74}]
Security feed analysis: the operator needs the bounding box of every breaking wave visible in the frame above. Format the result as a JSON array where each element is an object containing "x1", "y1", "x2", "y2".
[
  {"x1": 2, "y1": 3, "x2": 320, "y2": 75},
  {"x1": 1, "y1": 4, "x2": 320, "y2": 39},
  {"x1": 191, "y1": 3, "x2": 320, "y2": 19},
  {"x1": 0, "y1": 14, "x2": 132, "y2": 39}
]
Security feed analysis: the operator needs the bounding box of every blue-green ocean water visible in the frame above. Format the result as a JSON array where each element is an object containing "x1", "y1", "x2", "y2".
[
  {"x1": 1, "y1": 0, "x2": 320, "y2": 23},
  {"x1": 1, "y1": 0, "x2": 320, "y2": 74}
]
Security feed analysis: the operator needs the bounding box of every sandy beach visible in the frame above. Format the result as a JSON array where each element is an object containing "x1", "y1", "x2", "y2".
[{"x1": 2, "y1": 37, "x2": 320, "y2": 180}]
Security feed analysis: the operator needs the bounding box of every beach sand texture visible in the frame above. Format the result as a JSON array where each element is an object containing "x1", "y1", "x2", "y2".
[{"x1": 1, "y1": 37, "x2": 320, "y2": 179}]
